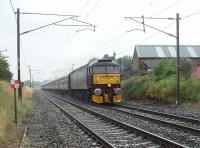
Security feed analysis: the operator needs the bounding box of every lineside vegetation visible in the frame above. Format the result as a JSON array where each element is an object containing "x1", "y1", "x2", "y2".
[
  {"x1": 0, "y1": 81, "x2": 33, "y2": 147},
  {"x1": 122, "y1": 59, "x2": 200, "y2": 105}
]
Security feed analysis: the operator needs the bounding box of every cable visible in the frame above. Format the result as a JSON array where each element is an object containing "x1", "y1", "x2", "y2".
[
  {"x1": 116, "y1": 0, "x2": 185, "y2": 57},
  {"x1": 9, "y1": 0, "x2": 30, "y2": 75},
  {"x1": 152, "y1": 0, "x2": 184, "y2": 17},
  {"x1": 79, "y1": 0, "x2": 90, "y2": 16},
  {"x1": 182, "y1": 10, "x2": 200, "y2": 19},
  {"x1": 73, "y1": 22, "x2": 126, "y2": 64},
  {"x1": 20, "y1": 12, "x2": 78, "y2": 17},
  {"x1": 9, "y1": 0, "x2": 17, "y2": 21},
  {"x1": 117, "y1": 21, "x2": 176, "y2": 56},
  {"x1": 77, "y1": 0, "x2": 159, "y2": 61},
  {"x1": 20, "y1": 41, "x2": 29, "y2": 69},
  {"x1": 84, "y1": 0, "x2": 101, "y2": 20},
  {"x1": 45, "y1": 0, "x2": 98, "y2": 72},
  {"x1": 9, "y1": 0, "x2": 15, "y2": 13}
]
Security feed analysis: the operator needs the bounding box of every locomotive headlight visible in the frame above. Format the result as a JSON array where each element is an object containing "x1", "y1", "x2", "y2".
[
  {"x1": 94, "y1": 88, "x2": 102, "y2": 96},
  {"x1": 114, "y1": 88, "x2": 122, "y2": 95}
]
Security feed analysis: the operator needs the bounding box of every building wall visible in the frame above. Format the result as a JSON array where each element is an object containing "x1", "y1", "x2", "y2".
[
  {"x1": 133, "y1": 50, "x2": 139, "y2": 74},
  {"x1": 122, "y1": 67, "x2": 133, "y2": 80},
  {"x1": 192, "y1": 59, "x2": 200, "y2": 78}
]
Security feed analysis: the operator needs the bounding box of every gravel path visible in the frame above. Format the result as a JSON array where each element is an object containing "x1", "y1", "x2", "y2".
[{"x1": 26, "y1": 91, "x2": 99, "y2": 148}]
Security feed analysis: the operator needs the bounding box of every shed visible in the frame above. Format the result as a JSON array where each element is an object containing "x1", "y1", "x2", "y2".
[{"x1": 133, "y1": 45, "x2": 200, "y2": 77}]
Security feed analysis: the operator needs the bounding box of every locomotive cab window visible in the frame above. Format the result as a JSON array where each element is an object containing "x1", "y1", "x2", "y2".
[
  {"x1": 92, "y1": 65, "x2": 119, "y2": 73},
  {"x1": 107, "y1": 66, "x2": 119, "y2": 73},
  {"x1": 92, "y1": 66, "x2": 106, "y2": 73}
]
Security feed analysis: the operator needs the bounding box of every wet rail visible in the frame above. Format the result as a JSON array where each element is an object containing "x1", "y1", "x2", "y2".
[
  {"x1": 109, "y1": 104, "x2": 200, "y2": 135},
  {"x1": 43, "y1": 93, "x2": 186, "y2": 148}
]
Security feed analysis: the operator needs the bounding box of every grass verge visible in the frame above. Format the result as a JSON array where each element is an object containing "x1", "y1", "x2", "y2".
[{"x1": 0, "y1": 80, "x2": 33, "y2": 147}]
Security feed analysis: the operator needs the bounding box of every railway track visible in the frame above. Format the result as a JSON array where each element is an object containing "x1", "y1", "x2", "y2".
[
  {"x1": 43, "y1": 92, "x2": 186, "y2": 148},
  {"x1": 106, "y1": 104, "x2": 200, "y2": 135}
]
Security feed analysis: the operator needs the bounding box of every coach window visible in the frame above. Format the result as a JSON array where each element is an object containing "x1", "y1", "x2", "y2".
[
  {"x1": 107, "y1": 66, "x2": 119, "y2": 73},
  {"x1": 93, "y1": 66, "x2": 106, "y2": 73}
]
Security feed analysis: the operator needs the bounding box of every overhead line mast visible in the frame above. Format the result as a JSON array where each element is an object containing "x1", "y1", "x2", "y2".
[
  {"x1": 125, "y1": 14, "x2": 180, "y2": 105},
  {"x1": 15, "y1": 8, "x2": 96, "y2": 101}
]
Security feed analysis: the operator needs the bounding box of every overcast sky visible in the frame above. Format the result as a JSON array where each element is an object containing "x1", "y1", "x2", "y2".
[{"x1": 1, "y1": 0, "x2": 200, "y2": 81}]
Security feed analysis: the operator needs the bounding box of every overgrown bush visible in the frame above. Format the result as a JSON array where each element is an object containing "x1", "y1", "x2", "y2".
[
  {"x1": 122, "y1": 75, "x2": 149, "y2": 100},
  {"x1": 147, "y1": 76, "x2": 176, "y2": 103},
  {"x1": 179, "y1": 58, "x2": 192, "y2": 77},
  {"x1": 122, "y1": 58, "x2": 199, "y2": 104},
  {"x1": 180, "y1": 78, "x2": 200, "y2": 102},
  {"x1": 154, "y1": 59, "x2": 176, "y2": 81}
]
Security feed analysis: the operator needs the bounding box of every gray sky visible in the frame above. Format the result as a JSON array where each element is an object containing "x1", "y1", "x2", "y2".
[{"x1": 1, "y1": 0, "x2": 200, "y2": 81}]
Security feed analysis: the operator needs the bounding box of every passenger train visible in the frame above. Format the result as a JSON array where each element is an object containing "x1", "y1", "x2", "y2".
[{"x1": 41, "y1": 59, "x2": 122, "y2": 103}]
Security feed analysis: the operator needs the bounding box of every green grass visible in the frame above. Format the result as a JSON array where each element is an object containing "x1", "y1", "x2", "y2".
[
  {"x1": 23, "y1": 137, "x2": 30, "y2": 147},
  {"x1": 0, "y1": 81, "x2": 33, "y2": 147},
  {"x1": 122, "y1": 75, "x2": 200, "y2": 105}
]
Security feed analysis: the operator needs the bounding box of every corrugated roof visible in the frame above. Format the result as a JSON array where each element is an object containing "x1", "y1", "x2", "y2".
[{"x1": 135, "y1": 45, "x2": 200, "y2": 58}]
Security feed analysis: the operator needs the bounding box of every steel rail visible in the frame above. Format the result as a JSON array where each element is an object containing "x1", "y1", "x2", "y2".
[
  {"x1": 117, "y1": 104, "x2": 200, "y2": 124},
  {"x1": 42, "y1": 94, "x2": 115, "y2": 148},
  {"x1": 50, "y1": 94, "x2": 187, "y2": 148},
  {"x1": 105, "y1": 106, "x2": 200, "y2": 135}
]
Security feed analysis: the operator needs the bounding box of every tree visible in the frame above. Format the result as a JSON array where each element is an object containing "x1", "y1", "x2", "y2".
[
  {"x1": 102, "y1": 52, "x2": 116, "y2": 61},
  {"x1": 154, "y1": 58, "x2": 192, "y2": 81},
  {"x1": 0, "y1": 53, "x2": 13, "y2": 81},
  {"x1": 154, "y1": 59, "x2": 176, "y2": 81},
  {"x1": 116, "y1": 55, "x2": 132, "y2": 70}
]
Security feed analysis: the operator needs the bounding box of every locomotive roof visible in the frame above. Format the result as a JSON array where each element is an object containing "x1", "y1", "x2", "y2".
[
  {"x1": 70, "y1": 59, "x2": 119, "y2": 73},
  {"x1": 88, "y1": 59, "x2": 119, "y2": 66}
]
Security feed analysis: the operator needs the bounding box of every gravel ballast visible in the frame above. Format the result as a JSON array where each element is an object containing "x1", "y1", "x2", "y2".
[
  {"x1": 26, "y1": 91, "x2": 99, "y2": 148},
  {"x1": 54, "y1": 93, "x2": 200, "y2": 147}
]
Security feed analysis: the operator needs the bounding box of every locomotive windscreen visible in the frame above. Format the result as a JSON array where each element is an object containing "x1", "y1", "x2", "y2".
[
  {"x1": 107, "y1": 66, "x2": 119, "y2": 73},
  {"x1": 93, "y1": 66, "x2": 106, "y2": 73},
  {"x1": 92, "y1": 66, "x2": 119, "y2": 73}
]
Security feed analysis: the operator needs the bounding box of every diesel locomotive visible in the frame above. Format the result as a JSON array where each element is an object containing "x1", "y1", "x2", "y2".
[{"x1": 42, "y1": 59, "x2": 121, "y2": 103}]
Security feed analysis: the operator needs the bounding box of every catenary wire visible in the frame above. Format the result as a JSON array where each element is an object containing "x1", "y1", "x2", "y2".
[
  {"x1": 74, "y1": 0, "x2": 159, "y2": 64},
  {"x1": 182, "y1": 10, "x2": 200, "y2": 19},
  {"x1": 152, "y1": 0, "x2": 184, "y2": 17},
  {"x1": 44, "y1": 1, "x2": 95, "y2": 71},
  {"x1": 46, "y1": 0, "x2": 100, "y2": 72},
  {"x1": 84, "y1": 0, "x2": 101, "y2": 20},
  {"x1": 9, "y1": 0, "x2": 30, "y2": 74},
  {"x1": 9, "y1": 0, "x2": 16, "y2": 21},
  {"x1": 117, "y1": 21, "x2": 176, "y2": 56},
  {"x1": 117, "y1": 7, "x2": 200, "y2": 57},
  {"x1": 115, "y1": 0, "x2": 185, "y2": 56}
]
